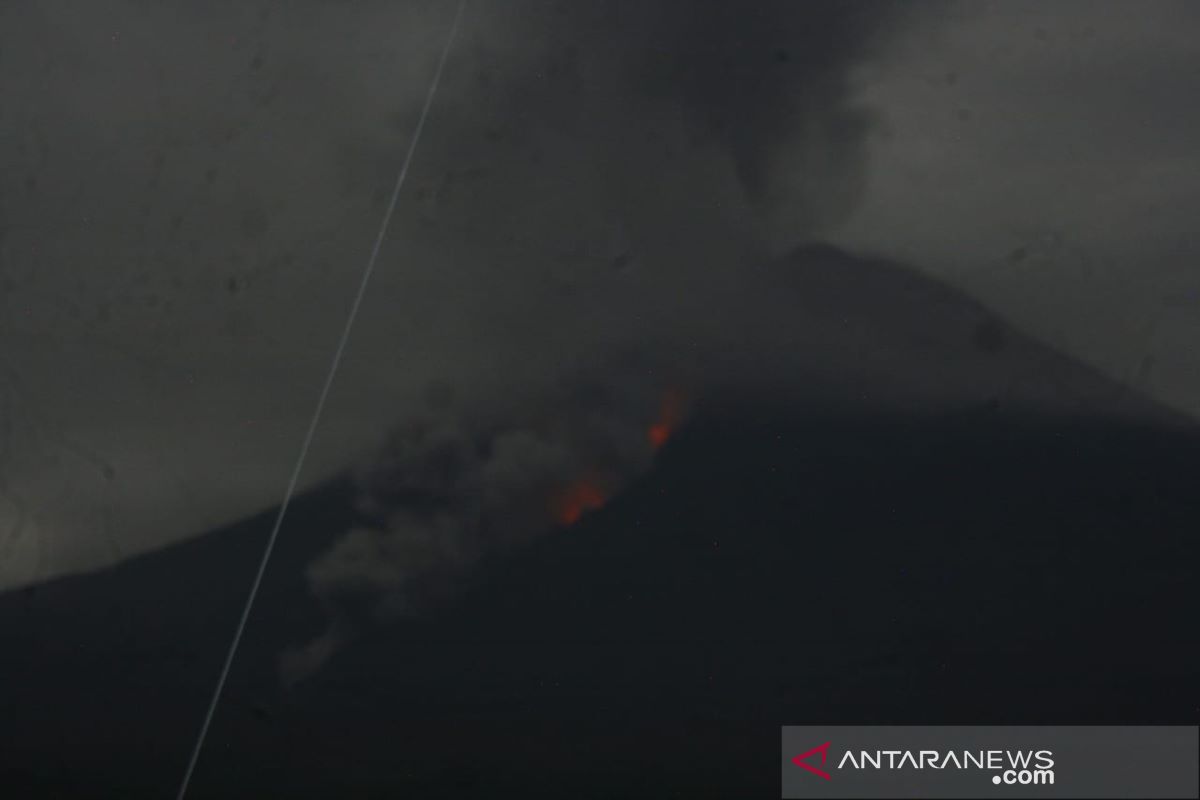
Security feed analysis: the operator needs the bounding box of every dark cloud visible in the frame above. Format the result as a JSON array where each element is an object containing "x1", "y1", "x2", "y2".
[{"x1": 634, "y1": 1, "x2": 896, "y2": 230}]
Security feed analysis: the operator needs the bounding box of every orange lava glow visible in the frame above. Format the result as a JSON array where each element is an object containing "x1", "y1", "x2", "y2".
[
  {"x1": 550, "y1": 388, "x2": 689, "y2": 528},
  {"x1": 553, "y1": 479, "x2": 607, "y2": 526},
  {"x1": 647, "y1": 388, "x2": 687, "y2": 451},
  {"x1": 647, "y1": 423, "x2": 671, "y2": 449}
]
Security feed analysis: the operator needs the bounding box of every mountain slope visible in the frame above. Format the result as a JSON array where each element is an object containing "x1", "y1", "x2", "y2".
[{"x1": 1, "y1": 247, "x2": 1196, "y2": 798}]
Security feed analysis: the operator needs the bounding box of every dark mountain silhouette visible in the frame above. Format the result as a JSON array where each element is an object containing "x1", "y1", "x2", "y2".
[{"x1": 2, "y1": 246, "x2": 1196, "y2": 798}]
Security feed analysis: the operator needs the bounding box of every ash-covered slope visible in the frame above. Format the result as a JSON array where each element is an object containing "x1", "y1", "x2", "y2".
[{"x1": 1, "y1": 246, "x2": 1196, "y2": 798}]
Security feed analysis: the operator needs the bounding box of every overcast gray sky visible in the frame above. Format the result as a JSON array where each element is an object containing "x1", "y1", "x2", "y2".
[
  {"x1": 832, "y1": 0, "x2": 1200, "y2": 413},
  {"x1": 1, "y1": 0, "x2": 1197, "y2": 590}
]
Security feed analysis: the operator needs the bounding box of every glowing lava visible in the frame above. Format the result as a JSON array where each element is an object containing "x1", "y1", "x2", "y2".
[
  {"x1": 552, "y1": 478, "x2": 607, "y2": 526},
  {"x1": 551, "y1": 389, "x2": 689, "y2": 528},
  {"x1": 647, "y1": 388, "x2": 687, "y2": 451}
]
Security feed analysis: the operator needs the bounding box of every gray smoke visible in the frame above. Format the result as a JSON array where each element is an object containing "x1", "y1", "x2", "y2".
[
  {"x1": 284, "y1": 363, "x2": 682, "y2": 684},
  {"x1": 279, "y1": 0, "x2": 915, "y2": 683},
  {"x1": 0, "y1": 0, "x2": 915, "y2": 589},
  {"x1": 278, "y1": 1, "x2": 913, "y2": 683}
]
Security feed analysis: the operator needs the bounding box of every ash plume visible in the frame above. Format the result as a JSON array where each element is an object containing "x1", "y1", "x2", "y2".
[
  {"x1": 0, "y1": 0, "x2": 915, "y2": 588},
  {"x1": 282, "y1": 0, "x2": 911, "y2": 683},
  {"x1": 283, "y1": 367, "x2": 688, "y2": 685}
]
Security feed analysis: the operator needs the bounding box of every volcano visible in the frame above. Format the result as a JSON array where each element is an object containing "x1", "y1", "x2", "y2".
[{"x1": 1, "y1": 245, "x2": 1196, "y2": 798}]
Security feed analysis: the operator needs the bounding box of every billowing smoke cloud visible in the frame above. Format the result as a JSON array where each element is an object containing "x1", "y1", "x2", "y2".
[
  {"x1": 284, "y1": 364, "x2": 687, "y2": 684},
  {"x1": 0, "y1": 0, "x2": 919, "y2": 619},
  {"x1": 278, "y1": 0, "x2": 908, "y2": 682},
  {"x1": 632, "y1": 0, "x2": 898, "y2": 246},
  {"x1": 421, "y1": 0, "x2": 904, "y2": 261}
]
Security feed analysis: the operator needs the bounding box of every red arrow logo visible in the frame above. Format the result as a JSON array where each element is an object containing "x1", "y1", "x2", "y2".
[{"x1": 791, "y1": 741, "x2": 832, "y2": 780}]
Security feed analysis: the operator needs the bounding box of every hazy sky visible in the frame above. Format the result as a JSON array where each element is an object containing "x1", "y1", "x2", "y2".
[
  {"x1": 832, "y1": 0, "x2": 1200, "y2": 412},
  {"x1": 1, "y1": 0, "x2": 1197, "y2": 590}
]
